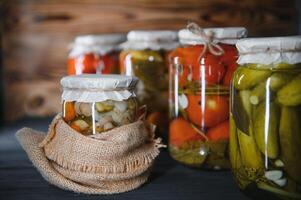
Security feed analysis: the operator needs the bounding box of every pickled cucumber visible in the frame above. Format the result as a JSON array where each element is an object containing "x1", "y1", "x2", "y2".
[
  {"x1": 253, "y1": 102, "x2": 280, "y2": 159},
  {"x1": 229, "y1": 116, "x2": 251, "y2": 189},
  {"x1": 239, "y1": 90, "x2": 252, "y2": 117},
  {"x1": 233, "y1": 67, "x2": 271, "y2": 90},
  {"x1": 246, "y1": 63, "x2": 300, "y2": 70},
  {"x1": 130, "y1": 50, "x2": 163, "y2": 62},
  {"x1": 95, "y1": 102, "x2": 114, "y2": 112},
  {"x1": 249, "y1": 82, "x2": 266, "y2": 105},
  {"x1": 279, "y1": 106, "x2": 301, "y2": 184},
  {"x1": 269, "y1": 73, "x2": 295, "y2": 91},
  {"x1": 277, "y1": 74, "x2": 301, "y2": 106},
  {"x1": 237, "y1": 128, "x2": 263, "y2": 170},
  {"x1": 229, "y1": 114, "x2": 239, "y2": 167},
  {"x1": 232, "y1": 89, "x2": 250, "y2": 133}
]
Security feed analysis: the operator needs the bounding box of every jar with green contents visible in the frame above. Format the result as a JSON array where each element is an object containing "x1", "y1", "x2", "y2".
[
  {"x1": 119, "y1": 31, "x2": 178, "y2": 135},
  {"x1": 230, "y1": 36, "x2": 301, "y2": 199}
]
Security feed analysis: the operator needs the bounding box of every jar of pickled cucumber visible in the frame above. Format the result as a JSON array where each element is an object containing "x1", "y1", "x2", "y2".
[
  {"x1": 168, "y1": 25, "x2": 247, "y2": 169},
  {"x1": 61, "y1": 74, "x2": 138, "y2": 135},
  {"x1": 119, "y1": 30, "x2": 178, "y2": 135},
  {"x1": 68, "y1": 34, "x2": 126, "y2": 75},
  {"x1": 230, "y1": 36, "x2": 301, "y2": 199}
]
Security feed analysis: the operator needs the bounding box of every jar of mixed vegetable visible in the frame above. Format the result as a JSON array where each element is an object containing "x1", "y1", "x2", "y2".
[
  {"x1": 119, "y1": 30, "x2": 178, "y2": 135},
  {"x1": 68, "y1": 34, "x2": 126, "y2": 75},
  {"x1": 168, "y1": 24, "x2": 247, "y2": 169},
  {"x1": 230, "y1": 36, "x2": 301, "y2": 199},
  {"x1": 61, "y1": 74, "x2": 138, "y2": 135}
]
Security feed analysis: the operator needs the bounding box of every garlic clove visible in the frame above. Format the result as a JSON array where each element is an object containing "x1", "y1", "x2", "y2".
[
  {"x1": 112, "y1": 111, "x2": 122, "y2": 124},
  {"x1": 273, "y1": 178, "x2": 287, "y2": 187},
  {"x1": 97, "y1": 117, "x2": 109, "y2": 127},
  {"x1": 104, "y1": 122, "x2": 114, "y2": 131},
  {"x1": 72, "y1": 119, "x2": 89, "y2": 130},
  {"x1": 79, "y1": 103, "x2": 92, "y2": 117},
  {"x1": 274, "y1": 159, "x2": 284, "y2": 167},
  {"x1": 114, "y1": 101, "x2": 128, "y2": 113},
  {"x1": 74, "y1": 102, "x2": 82, "y2": 115},
  {"x1": 265, "y1": 170, "x2": 283, "y2": 181},
  {"x1": 178, "y1": 94, "x2": 188, "y2": 109}
]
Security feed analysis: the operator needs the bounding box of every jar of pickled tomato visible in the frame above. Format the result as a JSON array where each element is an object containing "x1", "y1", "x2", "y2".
[
  {"x1": 168, "y1": 25, "x2": 247, "y2": 169},
  {"x1": 61, "y1": 74, "x2": 138, "y2": 135},
  {"x1": 230, "y1": 36, "x2": 301, "y2": 199},
  {"x1": 119, "y1": 30, "x2": 178, "y2": 135},
  {"x1": 68, "y1": 34, "x2": 126, "y2": 75}
]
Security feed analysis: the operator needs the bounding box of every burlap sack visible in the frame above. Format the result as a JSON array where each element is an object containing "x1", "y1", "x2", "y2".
[{"x1": 16, "y1": 115, "x2": 164, "y2": 194}]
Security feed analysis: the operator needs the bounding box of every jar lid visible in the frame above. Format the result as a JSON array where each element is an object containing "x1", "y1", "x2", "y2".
[
  {"x1": 69, "y1": 34, "x2": 126, "y2": 57},
  {"x1": 178, "y1": 27, "x2": 247, "y2": 45},
  {"x1": 236, "y1": 36, "x2": 301, "y2": 65},
  {"x1": 61, "y1": 74, "x2": 138, "y2": 102},
  {"x1": 121, "y1": 30, "x2": 179, "y2": 50},
  {"x1": 75, "y1": 34, "x2": 126, "y2": 46}
]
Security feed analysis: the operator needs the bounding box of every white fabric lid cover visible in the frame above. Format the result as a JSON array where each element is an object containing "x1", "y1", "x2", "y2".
[
  {"x1": 61, "y1": 74, "x2": 138, "y2": 102},
  {"x1": 236, "y1": 36, "x2": 301, "y2": 65},
  {"x1": 178, "y1": 27, "x2": 247, "y2": 45},
  {"x1": 121, "y1": 30, "x2": 179, "y2": 50},
  {"x1": 69, "y1": 34, "x2": 126, "y2": 57}
]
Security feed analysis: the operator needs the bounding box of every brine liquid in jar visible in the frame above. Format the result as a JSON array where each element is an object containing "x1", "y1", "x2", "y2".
[
  {"x1": 168, "y1": 26, "x2": 247, "y2": 169},
  {"x1": 230, "y1": 36, "x2": 301, "y2": 199}
]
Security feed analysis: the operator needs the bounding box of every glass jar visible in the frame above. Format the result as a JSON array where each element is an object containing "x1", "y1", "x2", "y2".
[
  {"x1": 68, "y1": 34, "x2": 126, "y2": 75},
  {"x1": 230, "y1": 36, "x2": 301, "y2": 199},
  {"x1": 61, "y1": 74, "x2": 138, "y2": 135},
  {"x1": 169, "y1": 27, "x2": 247, "y2": 169},
  {"x1": 119, "y1": 30, "x2": 178, "y2": 135}
]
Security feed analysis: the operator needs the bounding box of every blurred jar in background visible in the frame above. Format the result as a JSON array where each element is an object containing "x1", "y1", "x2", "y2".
[
  {"x1": 68, "y1": 34, "x2": 126, "y2": 75},
  {"x1": 119, "y1": 30, "x2": 178, "y2": 135},
  {"x1": 168, "y1": 24, "x2": 247, "y2": 169}
]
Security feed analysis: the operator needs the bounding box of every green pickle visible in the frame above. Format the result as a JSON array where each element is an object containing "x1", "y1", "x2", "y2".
[
  {"x1": 277, "y1": 74, "x2": 301, "y2": 106},
  {"x1": 231, "y1": 64, "x2": 301, "y2": 199},
  {"x1": 249, "y1": 82, "x2": 266, "y2": 105},
  {"x1": 269, "y1": 73, "x2": 295, "y2": 91},
  {"x1": 253, "y1": 102, "x2": 280, "y2": 159},
  {"x1": 233, "y1": 67, "x2": 271, "y2": 90},
  {"x1": 279, "y1": 106, "x2": 301, "y2": 184}
]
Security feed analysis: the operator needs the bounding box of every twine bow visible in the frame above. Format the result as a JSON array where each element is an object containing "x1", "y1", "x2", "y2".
[{"x1": 187, "y1": 22, "x2": 224, "y2": 60}]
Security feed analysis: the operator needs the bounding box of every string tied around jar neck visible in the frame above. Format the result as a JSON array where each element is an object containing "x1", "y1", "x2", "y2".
[{"x1": 187, "y1": 22, "x2": 224, "y2": 60}]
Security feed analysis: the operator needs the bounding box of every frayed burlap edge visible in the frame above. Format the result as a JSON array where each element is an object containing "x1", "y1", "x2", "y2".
[{"x1": 15, "y1": 116, "x2": 164, "y2": 194}]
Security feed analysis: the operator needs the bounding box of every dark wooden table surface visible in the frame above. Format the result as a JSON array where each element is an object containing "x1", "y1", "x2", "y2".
[{"x1": 0, "y1": 117, "x2": 249, "y2": 200}]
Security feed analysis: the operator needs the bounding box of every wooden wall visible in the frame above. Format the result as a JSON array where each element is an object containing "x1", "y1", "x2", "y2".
[{"x1": 1, "y1": 0, "x2": 298, "y2": 121}]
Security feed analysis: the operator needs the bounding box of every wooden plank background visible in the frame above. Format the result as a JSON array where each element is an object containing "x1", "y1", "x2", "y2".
[{"x1": 1, "y1": 0, "x2": 298, "y2": 121}]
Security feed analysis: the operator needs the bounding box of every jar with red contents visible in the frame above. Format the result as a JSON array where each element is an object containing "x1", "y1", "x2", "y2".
[
  {"x1": 67, "y1": 34, "x2": 126, "y2": 75},
  {"x1": 168, "y1": 25, "x2": 247, "y2": 169}
]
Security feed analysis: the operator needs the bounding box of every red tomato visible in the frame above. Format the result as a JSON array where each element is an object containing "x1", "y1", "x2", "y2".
[
  {"x1": 220, "y1": 44, "x2": 238, "y2": 64},
  {"x1": 97, "y1": 54, "x2": 118, "y2": 74},
  {"x1": 192, "y1": 54, "x2": 226, "y2": 84},
  {"x1": 186, "y1": 95, "x2": 229, "y2": 128},
  {"x1": 67, "y1": 54, "x2": 97, "y2": 75},
  {"x1": 222, "y1": 61, "x2": 237, "y2": 86},
  {"x1": 169, "y1": 118, "x2": 204, "y2": 147},
  {"x1": 207, "y1": 121, "x2": 229, "y2": 141},
  {"x1": 168, "y1": 47, "x2": 196, "y2": 87}
]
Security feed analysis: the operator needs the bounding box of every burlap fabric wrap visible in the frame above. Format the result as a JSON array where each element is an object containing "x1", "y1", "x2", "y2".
[{"x1": 16, "y1": 114, "x2": 164, "y2": 194}]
